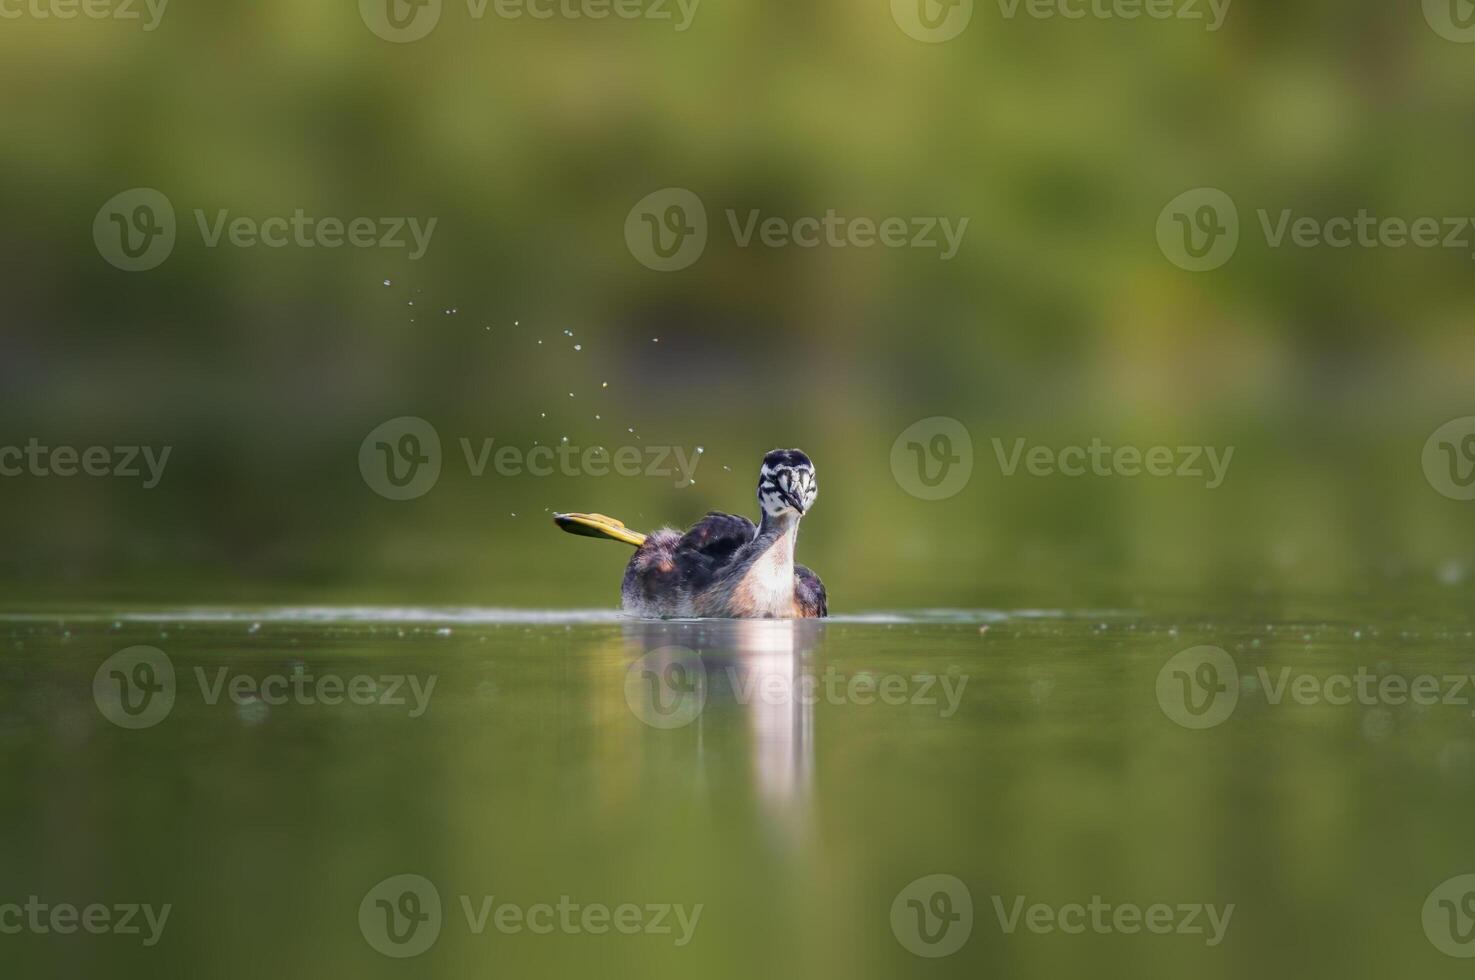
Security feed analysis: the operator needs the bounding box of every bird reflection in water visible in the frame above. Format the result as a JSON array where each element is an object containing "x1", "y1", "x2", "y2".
[{"x1": 620, "y1": 618, "x2": 824, "y2": 843}]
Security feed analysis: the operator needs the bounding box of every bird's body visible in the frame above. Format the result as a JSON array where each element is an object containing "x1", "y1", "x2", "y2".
[{"x1": 555, "y1": 449, "x2": 827, "y2": 619}]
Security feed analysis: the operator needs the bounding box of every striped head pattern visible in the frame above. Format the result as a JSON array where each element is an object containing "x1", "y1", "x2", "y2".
[{"x1": 758, "y1": 449, "x2": 817, "y2": 518}]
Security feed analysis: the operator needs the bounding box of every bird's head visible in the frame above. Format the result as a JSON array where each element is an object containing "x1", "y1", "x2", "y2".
[{"x1": 758, "y1": 449, "x2": 817, "y2": 519}]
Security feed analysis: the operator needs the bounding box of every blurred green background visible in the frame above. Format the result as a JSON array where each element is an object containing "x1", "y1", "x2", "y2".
[{"x1": 1, "y1": 0, "x2": 1473, "y2": 611}]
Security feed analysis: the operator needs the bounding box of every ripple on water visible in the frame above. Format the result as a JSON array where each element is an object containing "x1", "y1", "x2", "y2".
[{"x1": 0, "y1": 607, "x2": 1116, "y2": 628}]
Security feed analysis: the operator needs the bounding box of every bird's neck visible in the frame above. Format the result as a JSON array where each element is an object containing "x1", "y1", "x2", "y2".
[
  {"x1": 756, "y1": 512, "x2": 800, "y2": 566},
  {"x1": 732, "y1": 512, "x2": 800, "y2": 617}
]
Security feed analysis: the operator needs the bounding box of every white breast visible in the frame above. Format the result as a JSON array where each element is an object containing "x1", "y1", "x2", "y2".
[{"x1": 736, "y1": 538, "x2": 796, "y2": 617}]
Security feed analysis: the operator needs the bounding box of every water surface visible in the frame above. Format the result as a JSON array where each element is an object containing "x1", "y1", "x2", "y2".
[{"x1": 3, "y1": 604, "x2": 1474, "y2": 978}]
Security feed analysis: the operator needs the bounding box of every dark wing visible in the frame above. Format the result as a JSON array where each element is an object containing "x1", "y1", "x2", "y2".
[
  {"x1": 620, "y1": 528, "x2": 685, "y2": 616},
  {"x1": 674, "y1": 511, "x2": 756, "y2": 594},
  {"x1": 795, "y1": 564, "x2": 827, "y2": 618}
]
